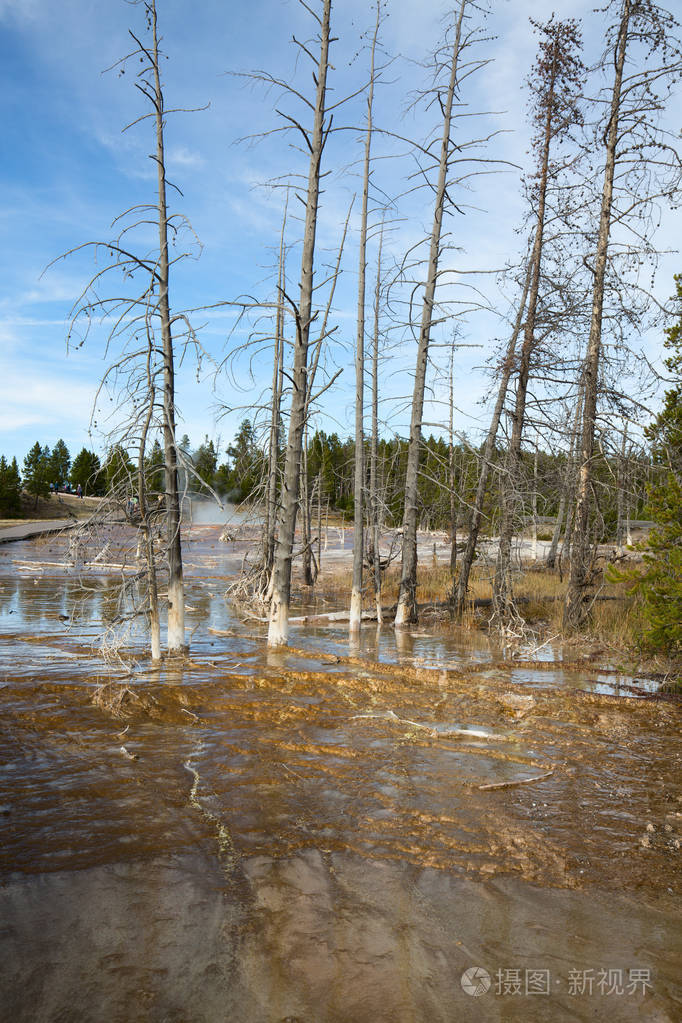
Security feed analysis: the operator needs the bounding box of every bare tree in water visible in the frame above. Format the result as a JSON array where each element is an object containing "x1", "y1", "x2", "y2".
[
  {"x1": 395, "y1": 0, "x2": 494, "y2": 626},
  {"x1": 54, "y1": 0, "x2": 204, "y2": 658},
  {"x1": 491, "y1": 16, "x2": 585, "y2": 627},
  {"x1": 350, "y1": 0, "x2": 383, "y2": 634},
  {"x1": 266, "y1": 0, "x2": 334, "y2": 647},
  {"x1": 565, "y1": 0, "x2": 682, "y2": 628}
]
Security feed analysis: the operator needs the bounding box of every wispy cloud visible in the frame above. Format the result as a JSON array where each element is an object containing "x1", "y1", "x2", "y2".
[
  {"x1": 0, "y1": 0, "x2": 679, "y2": 461},
  {"x1": 0, "y1": 0, "x2": 43, "y2": 24},
  {"x1": 0, "y1": 368, "x2": 94, "y2": 436},
  {"x1": 168, "y1": 145, "x2": 205, "y2": 170}
]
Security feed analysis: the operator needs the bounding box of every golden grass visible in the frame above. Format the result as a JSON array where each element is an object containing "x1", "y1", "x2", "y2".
[{"x1": 314, "y1": 557, "x2": 646, "y2": 651}]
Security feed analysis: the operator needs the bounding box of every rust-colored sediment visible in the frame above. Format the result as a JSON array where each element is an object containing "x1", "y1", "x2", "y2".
[{"x1": 0, "y1": 525, "x2": 680, "y2": 1022}]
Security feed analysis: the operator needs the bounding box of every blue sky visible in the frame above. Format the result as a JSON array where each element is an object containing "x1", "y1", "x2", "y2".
[{"x1": 1, "y1": 0, "x2": 680, "y2": 469}]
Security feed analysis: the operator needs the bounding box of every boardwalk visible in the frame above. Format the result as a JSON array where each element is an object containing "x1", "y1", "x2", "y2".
[{"x1": 0, "y1": 519, "x2": 79, "y2": 544}]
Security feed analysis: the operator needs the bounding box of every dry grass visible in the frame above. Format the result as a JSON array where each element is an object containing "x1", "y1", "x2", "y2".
[
  {"x1": 3, "y1": 492, "x2": 101, "y2": 525},
  {"x1": 313, "y1": 556, "x2": 646, "y2": 652}
]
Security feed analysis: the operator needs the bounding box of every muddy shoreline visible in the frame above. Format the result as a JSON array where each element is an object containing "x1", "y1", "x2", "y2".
[{"x1": 1, "y1": 524, "x2": 680, "y2": 1021}]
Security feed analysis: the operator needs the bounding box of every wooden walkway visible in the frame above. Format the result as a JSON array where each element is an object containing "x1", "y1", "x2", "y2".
[{"x1": 0, "y1": 519, "x2": 79, "y2": 545}]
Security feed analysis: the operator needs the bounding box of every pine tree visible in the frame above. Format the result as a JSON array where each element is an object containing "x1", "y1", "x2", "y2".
[
  {"x1": 70, "y1": 448, "x2": 103, "y2": 495},
  {"x1": 193, "y1": 437, "x2": 218, "y2": 493},
  {"x1": 631, "y1": 275, "x2": 682, "y2": 654},
  {"x1": 22, "y1": 443, "x2": 51, "y2": 509},
  {"x1": 103, "y1": 445, "x2": 135, "y2": 495},
  {"x1": 0, "y1": 456, "x2": 22, "y2": 517},
  {"x1": 50, "y1": 439, "x2": 71, "y2": 486},
  {"x1": 143, "y1": 439, "x2": 165, "y2": 496}
]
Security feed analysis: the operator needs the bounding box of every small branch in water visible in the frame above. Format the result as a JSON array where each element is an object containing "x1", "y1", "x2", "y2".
[
  {"x1": 514, "y1": 633, "x2": 559, "y2": 659},
  {"x1": 281, "y1": 762, "x2": 305, "y2": 782},
  {"x1": 478, "y1": 769, "x2": 554, "y2": 791},
  {"x1": 351, "y1": 710, "x2": 506, "y2": 741}
]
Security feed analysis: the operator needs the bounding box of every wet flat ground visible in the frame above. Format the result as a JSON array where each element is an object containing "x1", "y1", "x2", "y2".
[{"x1": 0, "y1": 524, "x2": 680, "y2": 1022}]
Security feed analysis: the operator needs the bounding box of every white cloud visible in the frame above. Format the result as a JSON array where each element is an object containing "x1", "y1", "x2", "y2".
[
  {"x1": 0, "y1": 0, "x2": 42, "y2": 23},
  {"x1": 168, "y1": 146, "x2": 205, "y2": 170},
  {"x1": 0, "y1": 368, "x2": 94, "y2": 434}
]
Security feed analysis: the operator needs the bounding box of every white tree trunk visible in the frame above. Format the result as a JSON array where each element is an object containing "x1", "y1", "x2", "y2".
[
  {"x1": 565, "y1": 0, "x2": 630, "y2": 628},
  {"x1": 395, "y1": 0, "x2": 467, "y2": 627},
  {"x1": 150, "y1": 0, "x2": 185, "y2": 653},
  {"x1": 264, "y1": 202, "x2": 288, "y2": 587},
  {"x1": 350, "y1": 2, "x2": 380, "y2": 634},
  {"x1": 268, "y1": 0, "x2": 332, "y2": 647},
  {"x1": 452, "y1": 259, "x2": 532, "y2": 612}
]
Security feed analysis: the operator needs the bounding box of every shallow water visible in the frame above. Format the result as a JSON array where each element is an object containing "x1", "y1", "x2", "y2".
[{"x1": 0, "y1": 525, "x2": 680, "y2": 1021}]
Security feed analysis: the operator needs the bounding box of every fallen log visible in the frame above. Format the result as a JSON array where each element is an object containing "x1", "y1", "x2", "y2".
[{"x1": 12, "y1": 559, "x2": 137, "y2": 572}]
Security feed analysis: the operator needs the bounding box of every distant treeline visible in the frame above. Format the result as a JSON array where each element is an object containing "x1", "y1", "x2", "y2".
[
  {"x1": 0, "y1": 440, "x2": 104, "y2": 516},
  {"x1": 4, "y1": 422, "x2": 651, "y2": 539},
  {"x1": 194, "y1": 419, "x2": 652, "y2": 540}
]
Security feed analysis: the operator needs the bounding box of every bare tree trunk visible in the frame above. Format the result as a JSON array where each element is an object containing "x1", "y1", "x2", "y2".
[
  {"x1": 452, "y1": 260, "x2": 532, "y2": 612},
  {"x1": 138, "y1": 333, "x2": 161, "y2": 661},
  {"x1": 559, "y1": 491, "x2": 576, "y2": 578},
  {"x1": 448, "y1": 347, "x2": 458, "y2": 572},
  {"x1": 301, "y1": 428, "x2": 316, "y2": 586},
  {"x1": 616, "y1": 422, "x2": 628, "y2": 551},
  {"x1": 350, "y1": 2, "x2": 380, "y2": 633},
  {"x1": 531, "y1": 436, "x2": 538, "y2": 562},
  {"x1": 546, "y1": 491, "x2": 565, "y2": 570},
  {"x1": 317, "y1": 470, "x2": 322, "y2": 579},
  {"x1": 370, "y1": 228, "x2": 384, "y2": 624},
  {"x1": 268, "y1": 0, "x2": 331, "y2": 647},
  {"x1": 625, "y1": 486, "x2": 632, "y2": 547},
  {"x1": 554, "y1": 386, "x2": 583, "y2": 575},
  {"x1": 264, "y1": 202, "x2": 288, "y2": 586},
  {"x1": 565, "y1": 0, "x2": 630, "y2": 629},
  {"x1": 493, "y1": 38, "x2": 560, "y2": 623},
  {"x1": 395, "y1": 0, "x2": 467, "y2": 627},
  {"x1": 149, "y1": 0, "x2": 185, "y2": 653},
  {"x1": 547, "y1": 391, "x2": 583, "y2": 569}
]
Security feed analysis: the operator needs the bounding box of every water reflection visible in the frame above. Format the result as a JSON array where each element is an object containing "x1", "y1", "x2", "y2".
[
  {"x1": 0, "y1": 852, "x2": 679, "y2": 1023},
  {"x1": 0, "y1": 524, "x2": 680, "y2": 1022}
]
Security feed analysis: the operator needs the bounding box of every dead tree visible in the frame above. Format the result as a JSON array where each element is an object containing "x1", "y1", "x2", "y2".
[
  {"x1": 395, "y1": 0, "x2": 474, "y2": 627},
  {"x1": 448, "y1": 345, "x2": 458, "y2": 572},
  {"x1": 300, "y1": 425, "x2": 318, "y2": 587},
  {"x1": 263, "y1": 201, "x2": 288, "y2": 589},
  {"x1": 145, "y1": 0, "x2": 186, "y2": 652},
  {"x1": 137, "y1": 325, "x2": 162, "y2": 661},
  {"x1": 492, "y1": 15, "x2": 585, "y2": 626},
  {"x1": 54, "y1": 0, "x2": 202, "y2": 659},
  {"x1": 565, "y1": 0, "x2": 682, "y2": 628},
  {"x1": 451, "y1": 259, "x2": 532, "y2": 613},
  {"x1": 615, "y1": 423, "x2": 632, "y2": 549},
  {"x1": 350, "y1": 0, "x2": 382, "y2": 633},
  {"x1": 268, "y1": 0, "x2": 333, "y2": 647},
  {"x1": 370, "y1": 226, "x2": 385, "y2": 622},
  {"x1": 546, "y1": 386, "x2": 583, "y2": 569}
]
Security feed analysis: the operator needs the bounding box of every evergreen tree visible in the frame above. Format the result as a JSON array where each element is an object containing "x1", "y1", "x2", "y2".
[
  {"x1": 632, "y1": 275, "x2": 682, "y2": 654},
  {"x1": 50, "y1": 439, "x2": 71, "y2": 486},
  {"x1": 223, "y1": 420, "x2": 265, "y2": 500},
  {"x1": 0, "y1": 456, "x2": 22, "y2": 517},
  {"x1": 193, "y1": 437, "x2": 218, "y2": 493},
  {"x1": 70, "y1": 448, "x2": 103, "y2": 496},
  {"x1": 103, "y1": 445, "x2": 135, "y2": 496},
  {"x1": 144, "y1": 439, "x2": 165, "y2": 496},
  {"x1": 23, "y1": 442, "x2": 51, "y2": 508}
]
